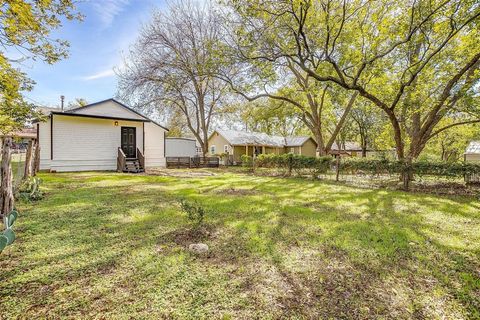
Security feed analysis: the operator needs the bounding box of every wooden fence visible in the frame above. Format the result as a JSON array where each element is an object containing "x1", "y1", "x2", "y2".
[
  {"x1": 465, "y1": 172, "x2": 480, "y2": 184},
  {"x1": 166, "y1": 157, "x2": 219, "y2": 169}
]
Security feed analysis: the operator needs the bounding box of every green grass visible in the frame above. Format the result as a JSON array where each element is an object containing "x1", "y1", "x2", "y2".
[{"x1": 1, "y1": 170, "x2": 479, "y2": 319}]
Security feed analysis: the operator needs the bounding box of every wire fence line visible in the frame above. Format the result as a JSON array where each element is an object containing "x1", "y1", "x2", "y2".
[{"x1": 0, "y1": 150, "x2": 26, "y2": 191}]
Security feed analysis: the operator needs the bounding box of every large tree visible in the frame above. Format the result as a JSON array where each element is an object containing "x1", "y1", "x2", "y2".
[
  {"x1": 234, "y1": 98, "x2": 305, "y2": 136},
  {"x1": 222, "y1": 19, "x2": 358, "y2": 155},
  {"x1": 225, "y1": 0, "x2": 480, "y2": 163},
  {"x1": 350, "y1": 100, "x2": 388, "y2": 157},
  {"x1": 118, "y1": 0, "x2": 230, "y2": 154},
  {"x1": 0, "y1": 1, "x2": 80, "y2": 225},
  {"x1": 0, "y1": 0, "x2": 81, "y2": 134}
]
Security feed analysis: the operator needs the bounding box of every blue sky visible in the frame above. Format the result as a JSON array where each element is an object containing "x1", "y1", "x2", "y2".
[{"x1": 22, "y1": 0, "x2": 166, "y2": 108}]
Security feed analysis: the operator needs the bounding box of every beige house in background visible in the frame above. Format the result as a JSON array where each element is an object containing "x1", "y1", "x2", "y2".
[
  {"x1": 35, "y1": 98, "x2": 168, "y2": 172},
  {"x1": 208, "y1": 129, "x2": 317, "y2": 163}
]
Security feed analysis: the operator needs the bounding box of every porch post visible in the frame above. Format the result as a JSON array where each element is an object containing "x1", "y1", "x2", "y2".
[
  {"x1": 245, "y1": 145, "x2": 248, "y2": 156},
  {"x1": 262, "y1": 146, "x2": 265, "y2": 154}
]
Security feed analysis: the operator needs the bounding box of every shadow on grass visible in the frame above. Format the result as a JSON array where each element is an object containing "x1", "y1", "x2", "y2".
[{"x1": 1, "y1": 172, "x2": 478, "y2": 318}]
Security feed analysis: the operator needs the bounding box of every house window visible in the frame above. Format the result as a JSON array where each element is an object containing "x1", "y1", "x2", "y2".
[
  {"x1": 210, "y1": 145, "x2": 216, "y2": 154},
  {"x1": 224, "y1": 145, "x2": 229, "y2": 153},
  {"x1": 290, "y1": 147, "x2": 295, "y2": 153}
]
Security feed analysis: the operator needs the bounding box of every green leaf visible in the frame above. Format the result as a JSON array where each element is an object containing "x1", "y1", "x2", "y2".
[
  {"x1": 3, "y1": 228, "x2": 15, "y2": 245},
  {"x1": 7, "y1": 210, "x2": 18, "y2": 228},
  {"x1": 0, "y1": 235, "x2": 7, "y2": 252}
]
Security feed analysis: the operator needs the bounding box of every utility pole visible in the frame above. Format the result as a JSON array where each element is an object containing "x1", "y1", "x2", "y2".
[{"x1": 60, "y1": 95, "x2": 65, "y2": 112}]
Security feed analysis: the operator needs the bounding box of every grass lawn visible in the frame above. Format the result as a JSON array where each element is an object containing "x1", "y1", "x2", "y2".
[{"x1": 1, "y1": 170, "x2": 479, "y2": 319}]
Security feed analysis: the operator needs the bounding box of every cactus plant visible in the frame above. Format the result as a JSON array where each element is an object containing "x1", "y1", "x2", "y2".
[
  {"x1": 7, "y1": 210, "x2": 17, "y2": 228},
  {"x1": 1, "y1": 209, "x2": 19, "y2": 253},
  {"x1": 3, "y1": 228, "x2": 15, "y2": 245},
  {"x1": 0, "y1": 235, "x2": 7, "y2": 252}
]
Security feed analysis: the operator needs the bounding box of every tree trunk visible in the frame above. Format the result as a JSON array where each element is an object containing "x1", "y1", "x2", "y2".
[
  {"x1": 24, "y1": 140, "x2": 34, "y2": 179},
  {"x1": 325, "y1": 92, "x2": 358, "y2": 153},
  {"x1": 203, "y1": 133, "x2": 209, "y2": 156},
  {"x1": 385, "y1": 110, "x2": 404, "y2": 160},
  {"x1": 402, "y1": 158, "x2": 413, "y2": 191},
  {"x1": 0, "y1": 137, "x2": 14, "y2": 225},
  {"x1": 314, "y1": 129, "x2": 326, "y2": 157},
  {"x1": 33, "y1": 143, "x2": 40, "y2": 176}
]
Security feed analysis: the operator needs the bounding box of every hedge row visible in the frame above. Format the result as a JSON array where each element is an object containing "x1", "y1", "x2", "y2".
[{"x1": 241, "y1": 153, "x2": 480, "y2": 177}]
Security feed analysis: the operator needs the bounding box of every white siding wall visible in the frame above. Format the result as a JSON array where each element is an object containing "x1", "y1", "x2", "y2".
[
  {"x1": 46, "y1": 115, "x2": 144, "y2": 172},
  {"x1": 144, "y1": 122, "x2": 166, "y2": 168},
  {"x1": 165, "y1": 138, "x2": 197, "y2": 157},
  {"x1": 71, "y1": 100, "x2": 145, "y2": 120},
  {"x1": 38, "y1": 121, "x2": 51, "y2": 170}
]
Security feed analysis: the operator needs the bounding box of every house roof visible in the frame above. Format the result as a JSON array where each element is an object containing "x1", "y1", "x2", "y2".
[
  {"x1": 0, "y1": 128, "x2": 37, "y2": 139},
  {"x1": 284, "y1": 136, "x2": 311, "y2": 147},
  {"x1": 465, "y1": 141, "x2": 480, "y2": 154},
  {"x1": 331, "y1": 141, "x2": 363, "y2": 151},
  {"x1": 35, "y1": 98, "x2": 169, "y2": 131},
  {"x1": 214, "y1": 129, "x2": 314, "y2": 148},
  {"x1": 37, "y1": 106, "x2": 62, "y2": 115}
]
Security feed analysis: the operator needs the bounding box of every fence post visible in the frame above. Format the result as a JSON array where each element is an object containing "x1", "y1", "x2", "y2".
[
  {"x1": 252, "y1": 154, "x2": 256, "y2": 174},
  {"x1": 23, "y1": 140, "x2": 34, "y2": 179},
  {"x1": 0, "y1": 137, "x2": 14, "y2": 226},
  {"x1": 288, "y1": 153, "x2": 293, "y2": 176},
  {"x1": 335, "y1": 156, "x2": 340, "y2": 181},
  {"x1": 402, "y1": 162, "x2": 411, "y2": 191}
]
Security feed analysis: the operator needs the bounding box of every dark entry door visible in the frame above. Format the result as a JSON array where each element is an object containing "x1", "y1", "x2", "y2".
[{"x1": 121, "y1": 127, "x2": 136, "y2": 158}]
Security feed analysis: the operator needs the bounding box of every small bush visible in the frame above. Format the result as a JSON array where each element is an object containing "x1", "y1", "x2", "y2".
[
  {"x1": 179, "y1": 198, "x2": 207, "y2": 227},
  {"x1": 252, "y1": 154, "x2": 480, "y2": 179},
  {"x1": 240, "y1": 154, "x2": 253, "y2": 167},
  {"x1": 17, "y1": 177, "x2": 43, "y2": 202}
]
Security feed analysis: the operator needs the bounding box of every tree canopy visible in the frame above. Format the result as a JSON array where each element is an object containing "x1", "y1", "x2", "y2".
[
  {"x1": 223, "y1": 0, "x2": 480, "y2": 161},
  {"x1": 0, "y1": 0, "x2": 81, "y2": 134},
  {"x1": 119, "y1": 0, "x2": 232, "y2": 154}
]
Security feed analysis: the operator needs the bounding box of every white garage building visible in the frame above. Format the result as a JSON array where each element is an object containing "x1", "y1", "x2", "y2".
[{"x1": 165, "y1": 138, "x2": 197, "y2": 157}]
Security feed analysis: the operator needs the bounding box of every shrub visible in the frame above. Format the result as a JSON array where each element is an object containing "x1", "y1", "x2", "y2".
[
  {"x1": 254, "y1": 153, "x2": 334, "y2": 175},
  {"x1": 240, "y1": 154, "x2": 253, "y2": 167},
  {"x1": 252, "y1": 153, "x2": 480, "y2": 179},
  {"x1": 17, "y1": 177, "x2": 43, "y2": 202},
  {"x1": 179, "y1": 198, "x2": 207, "y2": 228}
]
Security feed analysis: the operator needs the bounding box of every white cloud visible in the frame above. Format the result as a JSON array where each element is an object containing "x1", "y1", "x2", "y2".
[
  {"x1": 91, "y1": 0, "x2": 131, "y2": 28},
  {"x1": 82, "y1": 69, "x2": 115, "y2": 81}
]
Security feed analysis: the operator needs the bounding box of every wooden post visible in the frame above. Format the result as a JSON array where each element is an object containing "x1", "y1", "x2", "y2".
[
  {"x1": 288, "y1": 153, "x2": 293, "y2": 176},
  {"x1": 245, "y1": 145, "x2": 248, "y2": 156},
  {"x1": 0, "y1": 137, "x2": 14, "y2": 225},
  {"x1": 24, "y1": 140, "x2": 34, "y2": 179},
  {"x1": 252, "y1": 153, "x2": 256, "y2": 174},
  {"x1": 335, "y1": 156, "x2": 340, "y2": 182},
  {"x1": 33, "y1": 142, "x2": 40, "y2": 176}
]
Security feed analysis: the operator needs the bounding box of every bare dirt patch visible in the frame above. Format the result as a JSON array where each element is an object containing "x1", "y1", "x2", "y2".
[
  {"x1": 146, "y1": 168, "x2": 217, "y2": 178},
  {"x1": 213, "y1": 187, "x2": 261, "y2": 196},
  {"x1": 156, "y1": 224, "x2": 217, "y2": 248},
  {"x1": 408, "y1": 181, "x2": 480, "y2": 197}
]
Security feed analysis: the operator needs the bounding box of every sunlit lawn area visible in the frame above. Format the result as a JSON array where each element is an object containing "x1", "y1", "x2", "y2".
[{"x1": 1, "y1": 170, "x2": 479, "y2": 319}]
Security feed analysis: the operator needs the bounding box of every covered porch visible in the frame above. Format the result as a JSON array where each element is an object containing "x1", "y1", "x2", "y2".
[{"x1": 230, "y1": 144, "x2": 284, "y2": 163}]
